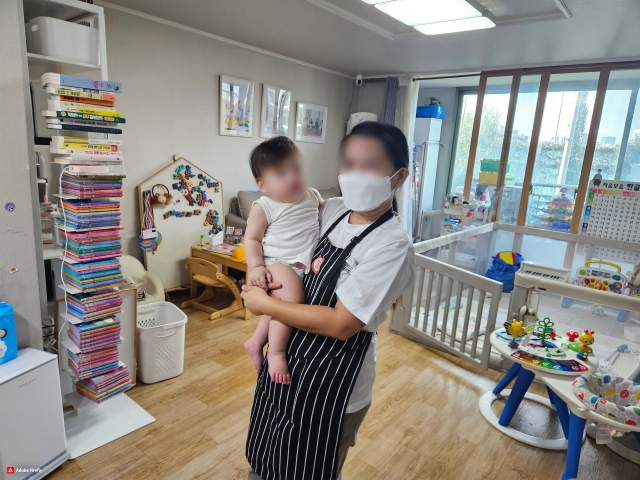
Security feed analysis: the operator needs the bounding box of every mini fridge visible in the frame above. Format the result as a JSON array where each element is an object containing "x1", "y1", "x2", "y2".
[{"x1": 0, "y1": 349, "x2": 68, "y2": 479}]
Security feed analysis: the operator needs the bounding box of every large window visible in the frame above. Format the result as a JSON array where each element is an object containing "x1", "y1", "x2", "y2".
[{"x1": 447, "y1": 63, "x2": 640, "y2": 234}]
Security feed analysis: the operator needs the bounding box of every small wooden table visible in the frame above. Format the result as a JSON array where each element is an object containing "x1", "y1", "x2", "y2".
[{"x1": 190, "y1": 244, "x2": 252, "y2": 320}]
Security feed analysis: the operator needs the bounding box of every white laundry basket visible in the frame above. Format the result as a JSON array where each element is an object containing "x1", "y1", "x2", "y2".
[{"x1": 136, "y1": 302, "x2": 188, "y2": 384}]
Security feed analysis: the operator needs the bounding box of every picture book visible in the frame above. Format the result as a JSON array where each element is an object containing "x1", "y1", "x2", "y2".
[
  {"x1": 203, "y1": 244, "x2": 238, "y2": 255},
  {"x1": 54, "y1": 152, "x2": 124, "y2": 164},
  {"x1": 42, "y1": 111, "x2": 125, "y2": 123},
  {"x1": 47, "y1": 124, "x2": 123, "y2": 135},
  {"x1": 46, "y1": 87, "x2": 116, "y2": 102},
  {"x1": 50, "y1": 95, "x2": 115, "y2": 107},
  {"x1": 51, "y1": 136, "x2": 122, "y2": 146},
  {"x1": 51, "y1": 144, "x2": 119, "y2": 153},
  {"x1": 47, "y1": 100, "x2": 118, "y2": 115},
  {"x1": 47, "y1": 117, "x2": 117, "y2": 127},
  {"x1": 41, "y1": 73, "x2": 123, "y2": 93}
]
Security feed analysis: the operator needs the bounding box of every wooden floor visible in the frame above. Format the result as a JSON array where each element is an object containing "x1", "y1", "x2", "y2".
[{"x1": 50, "y1": 291, "x2": 640, "y2": 480}]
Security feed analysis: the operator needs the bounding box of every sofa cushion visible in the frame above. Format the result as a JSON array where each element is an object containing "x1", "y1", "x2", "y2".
[
  {"x1": 236, "y1": 187, "x2": 340, "y2": 220},
  {"x1": 237, "y1": 191, "x2": 264, "y2": 219}
]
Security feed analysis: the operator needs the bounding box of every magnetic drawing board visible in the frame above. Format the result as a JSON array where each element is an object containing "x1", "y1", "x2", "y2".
[{"x1": 137, "y1": 156, "x2": 224, "y2": 290}]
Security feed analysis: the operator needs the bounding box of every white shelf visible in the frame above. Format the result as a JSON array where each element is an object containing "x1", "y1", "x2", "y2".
[
  {"x1": 27, "y1": 52, "x2": 100, "y2": 76},
  {"x1": 58, "y1": 283, "x2": 121, "y2": 295},
  {"x1": 63, "y1": 310, "x2": 123, "y2": 325},
  {"x1": 64, "y1": 390, "x2": 99, "y2": 414},
  {"x1": 42, "y1": 243, "x2": 64, "y2": 260},
  {"x1": 23, "y1": 0, "x2": 104, "y2": 22}
]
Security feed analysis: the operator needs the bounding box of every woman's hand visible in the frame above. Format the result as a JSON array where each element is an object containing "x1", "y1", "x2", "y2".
[{"x1": 241, "y1": 285, "x2": 273, "y2": 315}]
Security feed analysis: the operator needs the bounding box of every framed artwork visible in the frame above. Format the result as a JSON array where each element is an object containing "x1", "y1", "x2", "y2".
[
  {"x1": 260, "y1": 84, "x2": 292, "y2": 138},
  {"x1": 220, "y1": 75, "x2": 255, "y2": 137},
  {"x1": 295, "y1": 102, "x2": 328, "y2": 144}
]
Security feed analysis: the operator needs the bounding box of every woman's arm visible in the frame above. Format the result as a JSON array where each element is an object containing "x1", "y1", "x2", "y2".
[
  {"x1": 244, "y1": 203, "x2": 271, "y2": 289},
  {"x1": 241, "y1": 285, "x2": 364, "y2": 341}
]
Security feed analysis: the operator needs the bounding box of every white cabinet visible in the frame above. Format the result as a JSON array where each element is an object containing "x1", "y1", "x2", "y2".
[{"x1": 0, "y1": 349, "x2": 68, "y2": 480}]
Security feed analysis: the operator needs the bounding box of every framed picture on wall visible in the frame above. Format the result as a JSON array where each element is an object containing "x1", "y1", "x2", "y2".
[
  {"x1": 295, "y1": 102, "x2": 328, "y2": 144},
  {"x1": 260, "y1": 84, "x2": 292, "y2": 139},
  {"x1": 220, "y1": 75, "x2": 255, "y2": 137}
]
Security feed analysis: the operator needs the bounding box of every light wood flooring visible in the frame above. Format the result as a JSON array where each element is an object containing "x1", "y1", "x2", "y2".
[{"x1": 49, "y1": 291, "x2": 640, "y2": 480}]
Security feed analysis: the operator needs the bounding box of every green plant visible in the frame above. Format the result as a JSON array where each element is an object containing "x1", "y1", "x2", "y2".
[{"x1": 534, "y1": 317, "x2": 555, "y2": 346}]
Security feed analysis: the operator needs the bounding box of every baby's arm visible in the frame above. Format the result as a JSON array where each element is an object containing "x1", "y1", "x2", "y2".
[{"x1": 245, "y1": 203, "x2": 271, "y2": 290}]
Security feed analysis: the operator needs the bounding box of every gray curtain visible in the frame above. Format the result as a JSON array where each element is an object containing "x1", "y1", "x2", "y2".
[{"x1": 381, "y1": 76, "x2": 399, "y2": 125}]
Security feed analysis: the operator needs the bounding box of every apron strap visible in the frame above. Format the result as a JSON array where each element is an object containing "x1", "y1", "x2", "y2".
[
  {"x1": 323, "y1": 209, "x2": 352, "y2": 237},
  {"x1": 343, "y1": 208, "x2": 394, "y2": 256},
  {"x1": 321, "y1": 208, "x2": 395, "y2": 286}
]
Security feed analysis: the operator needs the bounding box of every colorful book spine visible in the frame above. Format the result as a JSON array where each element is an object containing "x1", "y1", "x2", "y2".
[
  {"x1": 53, "y1": 96, "x2": 115, "y2": 107},
  {"x1": 47, "y1": 124, "x2": 123, "y2": 135},
  {"x1": 46, "y1": 87, "x2": 116, "y2": 101},
  {"x1": 42, "y1": 111, "x2": 126, "y2": 123},
  {"x1": 47, "y1": 101, "x2": 118, "y2": 115},
  {"x1": 51, "y1": 136, "x2": 123, "y2": 146},
  {"x1": 51, "y1": 143, "x2": 119, "y2": 152},
  {"x1": 41, "y1": 74, "x2": 123, "y2": 93}
]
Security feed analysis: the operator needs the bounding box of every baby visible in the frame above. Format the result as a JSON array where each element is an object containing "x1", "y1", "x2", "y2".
[{"x1": 243, "y1": 136, "x2": 321, "y2": 385}]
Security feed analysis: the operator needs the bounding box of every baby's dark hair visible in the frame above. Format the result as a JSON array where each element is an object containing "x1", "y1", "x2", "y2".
[{"x1": 249, "y1": 136, "x2": 299, "y2": 179}]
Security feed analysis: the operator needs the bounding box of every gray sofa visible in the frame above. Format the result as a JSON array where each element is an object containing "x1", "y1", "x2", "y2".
[{"x1": 226, "y1": 187, "x2": 340, "y2": 230}]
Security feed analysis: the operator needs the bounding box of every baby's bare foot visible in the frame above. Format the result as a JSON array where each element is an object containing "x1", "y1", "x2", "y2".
[
  {"x1": 268, "y1": 351, "x2": 290, "y2": 385},
  {"x1": 244, "y1": 338, "x2": 264, "y2": 374}
]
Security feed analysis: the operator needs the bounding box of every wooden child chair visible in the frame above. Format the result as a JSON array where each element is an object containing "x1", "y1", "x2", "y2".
[{"x1": 181, "y1": 257, "x2": 244, "y2": 320}]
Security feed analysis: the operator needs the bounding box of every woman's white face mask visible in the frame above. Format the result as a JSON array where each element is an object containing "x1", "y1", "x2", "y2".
[{"x1": 338, "y1": 170, "x2": 399, "y2": 212}]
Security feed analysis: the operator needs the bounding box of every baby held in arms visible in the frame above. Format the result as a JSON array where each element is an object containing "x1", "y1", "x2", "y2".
[{"x1": 243, "y1": 137, "x2": 321, "y2": 384}]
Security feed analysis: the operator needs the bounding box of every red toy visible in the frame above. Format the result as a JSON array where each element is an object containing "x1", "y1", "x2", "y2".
[{"x1": 566, "y1": 330, "x2": 579, "y2": 342}]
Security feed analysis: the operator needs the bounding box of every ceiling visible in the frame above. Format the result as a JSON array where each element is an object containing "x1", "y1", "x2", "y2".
[{"x1": 99, "y1": 0, "x2": 640, "y2": 77}]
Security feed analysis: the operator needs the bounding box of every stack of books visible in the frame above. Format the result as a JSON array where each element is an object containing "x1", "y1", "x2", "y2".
[
  {"x1": 75, "y1": 364, "x2": 132, "y2": 403},
  {"x1": 66, "y1": 291, "x2": 123, "y2": 323},
  {"x1": 44, "y1": 73, "x2": 131, "y2": 404},
  {"x1": 60, "y1": 199, "x2": 121, "y2": 230},
  {"x1": 61, "y1": 173, "x2": 125, "y2": 197},
  {"x1": 61, "y1": 229, "x2": 122, "y2": 263},
  {"x1": 68, "y1": 347, "x2": 120, "y2": 380},
  {"x1": 63, "y1": 258, "x2": 124, "y2": 292},
  {"x1": 68, "y1": 317, "x2": 121, "y2": 353}
]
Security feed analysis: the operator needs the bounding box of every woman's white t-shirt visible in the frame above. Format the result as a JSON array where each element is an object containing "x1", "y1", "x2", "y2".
[
  {"x1": 320, "y1": 198, "x2": 416, "y2": 413},
  {"x1": 253, "y1": 188, "x2": 322, "y2": 271}
]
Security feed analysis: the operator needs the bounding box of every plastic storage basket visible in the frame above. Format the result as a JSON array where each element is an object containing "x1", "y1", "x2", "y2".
[{"x1": 136, "y1": 302, "x2": 187, "y2": 384}]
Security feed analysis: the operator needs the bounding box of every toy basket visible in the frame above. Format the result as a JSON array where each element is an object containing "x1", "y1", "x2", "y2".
[
  {"x1": 136, "y1": 302, "x2": 187, "y2": 384},
  {"x1": 572, "y1": 373, "x2": 640, "y2": 426}
]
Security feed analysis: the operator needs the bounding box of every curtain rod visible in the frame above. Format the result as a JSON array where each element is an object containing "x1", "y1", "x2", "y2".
[{"x1": 364, "y1": 73, "x2": 480, "y2": 84}]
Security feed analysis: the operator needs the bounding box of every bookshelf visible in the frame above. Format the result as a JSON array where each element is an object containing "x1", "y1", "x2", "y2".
[{"x1": 23, "y1": 0, "x2": 107, "y2": 81}]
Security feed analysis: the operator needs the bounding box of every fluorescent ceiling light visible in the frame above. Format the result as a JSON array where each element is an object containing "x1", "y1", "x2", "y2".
[
  {"x1": 414, "y1": 12, "x2": 496, "y2": 35},
  {"x1": 361, "y1": 0, "x2": 392, "y2": 4},
  {"x1": 375, "y1": 0, "x2": 483, "y2": 26}
]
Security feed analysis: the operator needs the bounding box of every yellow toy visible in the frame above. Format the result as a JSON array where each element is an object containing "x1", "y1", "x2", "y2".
[
  {"x1": 231, "y1": 245, "x2": 246, "y2": 263},
  {"x1": 576, "y1": 329, "x2": 595, "y2": 360},
  {"x1": 504, "y1": 318, "x2": 525, "y2": 348}
]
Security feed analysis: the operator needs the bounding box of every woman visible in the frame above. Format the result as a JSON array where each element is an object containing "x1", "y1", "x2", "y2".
[{"x1": 242, "y1": 121, "x2": 417, "y2": 480}]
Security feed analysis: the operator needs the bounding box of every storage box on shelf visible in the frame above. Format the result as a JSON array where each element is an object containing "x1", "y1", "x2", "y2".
[{"x1": 42, "y1": 72, "x2": 131, "y2": 406}]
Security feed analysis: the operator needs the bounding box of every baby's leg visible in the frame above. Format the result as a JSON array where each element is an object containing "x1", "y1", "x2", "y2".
[
  {"x1": 244, "y1": 314, "x2": 271, "y2": 374},
  {"x1": 266, "y1": 263, "x2": 305, "y2": 385}
]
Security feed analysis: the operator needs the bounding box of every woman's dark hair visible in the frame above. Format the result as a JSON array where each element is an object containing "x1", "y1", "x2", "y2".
[
  {"x1": 340, "y1": 121, "x2": 409, "y2": 211},
  {"x1": 249, "y1": 136, "x2": 299, "y2": 179}
]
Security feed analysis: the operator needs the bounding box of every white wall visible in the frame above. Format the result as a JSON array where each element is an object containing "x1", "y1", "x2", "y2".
[
  {"x1": 104, "y1": 8, "x2": 355, "y2": 257},
  {"x1": 355, "y1": 82, "x2": 385, "y2": 119}
]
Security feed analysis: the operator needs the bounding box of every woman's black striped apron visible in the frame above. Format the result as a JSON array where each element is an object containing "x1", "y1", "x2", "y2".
[{"x1": 246, "y1": 208, "x2": 394, "y2": 480}]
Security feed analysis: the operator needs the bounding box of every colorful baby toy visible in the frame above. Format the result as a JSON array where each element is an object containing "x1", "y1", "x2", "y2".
[
  {"x1": 566, "y1": 330, "x2": 579, "y2": 342},
  {"x1": 534, "y1": 317, "x2": 555, "y2": 347},
  {"x1": 504, "y1": 318, "x2": 525, "y2": 348},
  {"x1": 576, "y1": 330, "x2": 595, "y2": 361}
]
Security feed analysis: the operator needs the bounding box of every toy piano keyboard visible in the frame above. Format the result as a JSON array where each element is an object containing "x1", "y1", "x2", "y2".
[
  {"x1": 495, "y1": 329, "x2": 592, "y2": 376},
  {"x1": 574, "y1": 260, "x2": 627, "y2": 294}
]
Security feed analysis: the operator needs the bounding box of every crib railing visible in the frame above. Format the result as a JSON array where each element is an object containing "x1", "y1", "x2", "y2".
[{"x1": 390, "y1": 253, "x2": 503, "y2": 370}]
